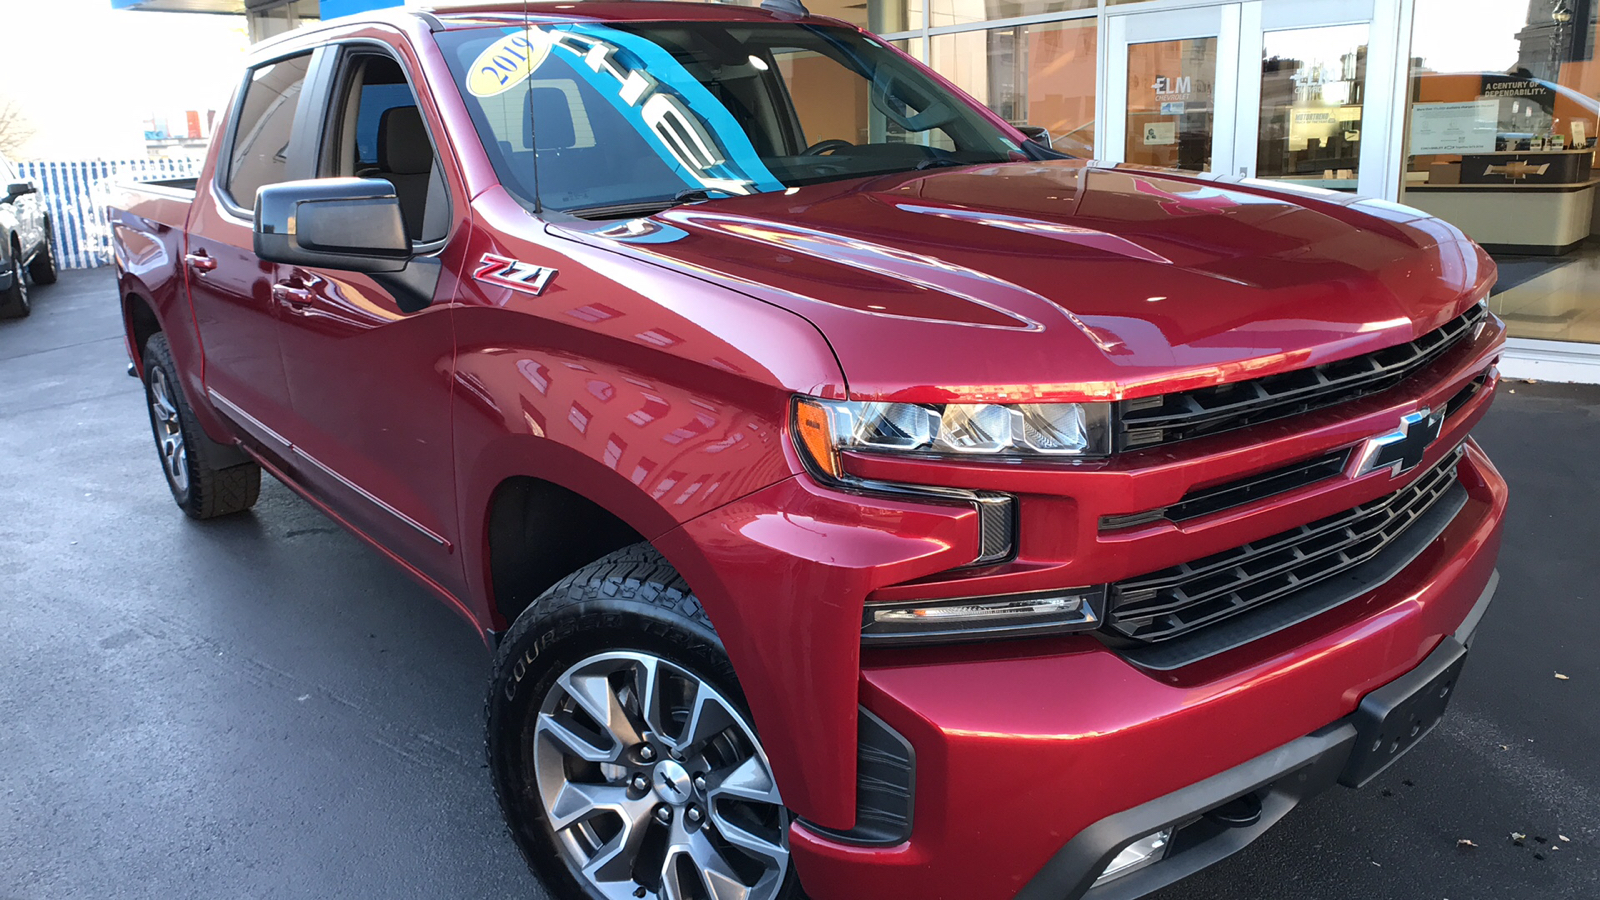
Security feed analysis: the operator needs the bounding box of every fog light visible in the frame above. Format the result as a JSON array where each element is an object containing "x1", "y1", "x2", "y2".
[
  {"x1": 1093, "y1": 829, "x2": 1171, "y2": 885},
  {"x1": 861, "y1": 588, "x2": 1103, "y2": 645}
]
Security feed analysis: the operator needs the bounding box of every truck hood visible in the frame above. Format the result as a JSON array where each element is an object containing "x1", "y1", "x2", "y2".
[{"x1": 558, "y1": 160, "x2": 1492, "y2": 403}]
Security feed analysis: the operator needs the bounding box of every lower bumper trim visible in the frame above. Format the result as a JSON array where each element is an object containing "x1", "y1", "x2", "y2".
[
  {"x1": 1014, "y1": 620, "x2": 1490, "y2": 900},
  {"x1": 1014, "y1": 720, "x2": 1356, "y2": 900}
]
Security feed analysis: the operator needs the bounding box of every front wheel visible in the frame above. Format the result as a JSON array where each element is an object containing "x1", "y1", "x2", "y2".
[
  {"x1": 487, "y1": 545, "x2": 799, "y2": 900},
  {"x1": 0, "y1": 245, "x2": 29, "y2": 319},
  {"x1": 27, "y1": 220, "x2": 58, "y2": 286}
]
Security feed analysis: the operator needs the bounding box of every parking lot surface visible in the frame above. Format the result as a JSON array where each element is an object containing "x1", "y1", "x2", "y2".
[{"x1": 2, "y1": 269, "x2": 1595, "y2": 899}]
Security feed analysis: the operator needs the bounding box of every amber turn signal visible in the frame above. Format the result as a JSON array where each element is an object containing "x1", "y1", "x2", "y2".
[{"x1": 793, "y1": 397, "x2": 842, "y2": 480}]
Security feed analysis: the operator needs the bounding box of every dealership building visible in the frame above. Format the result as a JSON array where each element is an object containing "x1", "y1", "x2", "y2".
[{"x1": 111, "y1": 0, "x2": 1600, "y2": 382}]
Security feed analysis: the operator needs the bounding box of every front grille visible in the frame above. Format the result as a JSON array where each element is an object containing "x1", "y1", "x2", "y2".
[
  {"x1": 1444, "y1": 367, "x2": 1494, "y2": 419},
  {"x1": 1100, "y1": 449, "x2": 1351, "y2": 532},
  {"x1": 1108, "y1": 445, "x2": 1465, "y2": 644},
  {"x1": 1117, "y1": 303, "x2": 1488, "y2": 451}
]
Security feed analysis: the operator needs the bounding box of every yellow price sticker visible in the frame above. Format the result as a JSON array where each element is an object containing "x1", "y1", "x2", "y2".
[{"x1": 467, "y1": 31, "x2": 552, "y2": 98}]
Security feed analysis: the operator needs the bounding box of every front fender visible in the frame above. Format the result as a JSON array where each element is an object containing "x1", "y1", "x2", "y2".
[
  {"x1": 656, "y1": 476, "x2": 982, "y2": 829},
  {"x1": 450, "y1": 333, "x2": 802, "y2": 627}
]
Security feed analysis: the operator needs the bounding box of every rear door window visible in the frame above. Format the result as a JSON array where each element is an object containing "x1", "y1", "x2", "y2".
[{"x1": 226, "y1": 54, "x2": 313, "y2": 208}]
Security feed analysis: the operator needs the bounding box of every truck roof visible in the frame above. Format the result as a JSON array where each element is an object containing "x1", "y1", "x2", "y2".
[
  {"x1": 425, "y1": 1, "x2": 834, "y2": 27},
  {"x1": 254, "y1": 1, "x2": 837, "y2": 58}
]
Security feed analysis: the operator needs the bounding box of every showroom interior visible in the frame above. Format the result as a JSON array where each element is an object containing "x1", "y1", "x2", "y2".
[{"x1": 114, "y1": 0, "x2": 1600, "y2": 383}]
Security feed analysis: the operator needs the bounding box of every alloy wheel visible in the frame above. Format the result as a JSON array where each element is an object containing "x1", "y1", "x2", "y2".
[
  {"x1": 148, "y1": 365, "x2": 189, "y2": 494},
  {"x1": 532, "y1": 650, "x2": 790, "y2": 900},
  {"x1": 10, "y1": 253, "x2": 26, "y2": 310}
]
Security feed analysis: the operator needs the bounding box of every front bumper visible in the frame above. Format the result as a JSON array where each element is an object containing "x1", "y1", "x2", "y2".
[
  {"x1": 1019, "y1": 575, "x2": 1492, "y2": 900},
  {"x1": 786, "y1": 442, "x2": 1507, "y2": 900}
]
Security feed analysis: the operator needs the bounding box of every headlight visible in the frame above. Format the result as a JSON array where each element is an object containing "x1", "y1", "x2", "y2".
[
  {"x1": 793, "y1": 397, "x2": 1111, "y2": 479},
  {"x1": 861, "y1": 587, "x2": 1105, "y2": 644}
]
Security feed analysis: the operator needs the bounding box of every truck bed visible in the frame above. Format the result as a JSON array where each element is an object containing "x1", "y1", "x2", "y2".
[{"x1": 109, "y1": 179, "x2": 196, "y2": 270}]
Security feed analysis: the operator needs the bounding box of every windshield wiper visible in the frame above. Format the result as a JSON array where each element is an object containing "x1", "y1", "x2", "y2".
[
  {"x1": 566, "y1": 189, "x2": 733, "y2": 221},
  {"x1": 914, "y1": 157, "x2": 970, "y2": 171}
]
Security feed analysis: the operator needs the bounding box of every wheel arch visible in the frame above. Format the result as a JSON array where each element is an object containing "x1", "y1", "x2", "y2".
[
  {"x1": 465, "y1": 419, "x2": 801, "y2": 644},
  {"x1": 483, "y1": 473, "x2": 649, "y2": 630},
  {"x1": 124, "y1": 290, "x2": 162, "y2": 375},
  {"x1": 467, "y1": 432, "x2": 702, "y2": 633}
]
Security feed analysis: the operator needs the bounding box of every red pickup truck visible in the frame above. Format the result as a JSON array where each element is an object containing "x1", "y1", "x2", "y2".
[{"x1": 109, "y1": 3, "x2": 1508, "y2": 899}]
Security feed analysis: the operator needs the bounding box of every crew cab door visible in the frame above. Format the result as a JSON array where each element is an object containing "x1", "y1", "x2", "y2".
[
  {"x1": 186, "y1": 50, "x2": 317, "y2": 460},
  {"x1": 270, "y1": 38, "x2": 466, "y2": 596}
]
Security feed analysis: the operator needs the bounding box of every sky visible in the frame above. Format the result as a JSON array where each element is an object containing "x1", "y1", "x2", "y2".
[
  {"x1": 1411, "y1": 0, "x2": 1533, "y2": 74},
  {"x1": 0, "y1": 0, "x2": 251, "y2": 160}
]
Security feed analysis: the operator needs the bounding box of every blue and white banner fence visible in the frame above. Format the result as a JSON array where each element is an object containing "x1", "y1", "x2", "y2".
[{"x1": 14, "y1": 157, "x2": 204, "y2": 270}]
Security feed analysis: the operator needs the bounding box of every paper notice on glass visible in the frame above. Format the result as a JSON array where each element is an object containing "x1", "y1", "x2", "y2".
[
  {"x1": 1409, "y1": 101, "x2": 1497, "y2": 154},
  {"x1": 1573, "y1": 120, "x2": 1587, "y2": 147},
  {"x1": 1143, "y1": 122, "x2": 1177, "y2": 146}
]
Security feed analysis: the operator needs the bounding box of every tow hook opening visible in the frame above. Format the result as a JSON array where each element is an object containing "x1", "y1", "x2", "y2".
[{"x1": 1203, "y1": 790, "x2": 1264, "y2": 829}]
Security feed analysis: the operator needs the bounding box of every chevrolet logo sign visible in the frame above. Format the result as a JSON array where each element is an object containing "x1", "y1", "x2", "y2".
[{"x1": 1353, "y1": 409, "x2": 1445, "y2": 478}]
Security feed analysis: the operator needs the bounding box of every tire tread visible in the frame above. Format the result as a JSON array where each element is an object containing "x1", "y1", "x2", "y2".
[{"x1": 143, "y1": 333, "x2": 261, "y2": 519}]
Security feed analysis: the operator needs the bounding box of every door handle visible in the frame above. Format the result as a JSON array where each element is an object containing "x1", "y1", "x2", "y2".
[
  {"x1": 272, "y1": 282, "x2": 314, "y2": 310},
  {"x1": 184, "y1": 251, "x2": 218, "y2": 273}
]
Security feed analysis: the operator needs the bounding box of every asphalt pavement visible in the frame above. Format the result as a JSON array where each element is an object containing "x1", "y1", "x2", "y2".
[{"x1": 2, "y1": 268, "x2": 1596, "y2": 899}]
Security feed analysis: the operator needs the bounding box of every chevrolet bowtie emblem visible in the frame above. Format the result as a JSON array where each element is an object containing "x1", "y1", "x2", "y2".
[
  {"x1": 1484, "y1": 161, "x2": 1551, "y2": 180},
  {"x1": 1353, "y1": 409, "x2": 1445, "y2": 479}
]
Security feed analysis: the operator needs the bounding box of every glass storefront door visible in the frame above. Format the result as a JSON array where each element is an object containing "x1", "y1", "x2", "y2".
[
  {"x1": 1104, "y1": 6, "x2": 1241, "y2": 175},
  {"x1": 1103, "y1": 0, "x2": 1401, "y2": 198}
]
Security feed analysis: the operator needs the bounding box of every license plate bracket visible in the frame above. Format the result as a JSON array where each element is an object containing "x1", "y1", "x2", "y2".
[{"x1": 1339, "y1": 637, "x2": 1469, "y2": 788}]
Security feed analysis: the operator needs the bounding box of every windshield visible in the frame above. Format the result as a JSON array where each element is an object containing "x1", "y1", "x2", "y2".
[{"x1": 437, "y1": 21, "x2": 1028, "y2": 217}]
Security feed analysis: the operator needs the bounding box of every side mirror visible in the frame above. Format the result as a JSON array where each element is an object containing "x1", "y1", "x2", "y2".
[
  {"x1": 1017, "y1": 126, "x2": 1053, "y2": 150},
  {"x1": 5, "y1": 181, "x2": 36, "y2": 198},
  {"x1": 254, "y1": 178, "x2": 410, "y2": 273}
]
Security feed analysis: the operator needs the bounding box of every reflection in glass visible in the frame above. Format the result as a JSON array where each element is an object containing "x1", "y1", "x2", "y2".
[
  {"x1": 928, "y1": 0, "x2": 1093, "y2": 29},
  {"x1": 1124, "y1": 38, "x2": 1217, "y2": 172},
  {"x1": 438, "y1": 24, "x2": 1023, "y2": 215},
  {"x1": 930, "y1": 19, "x2": 1096, "y2": 156},
  {"x1": 804, "y1": 0, "x2": 919, "y2": 34},
  {"x1": 1256, "y1": 25, "x2": 1368, "y2": 190},
  {"x1": 1404, "y1": 0, "x2": 1600, "y2": 347}
]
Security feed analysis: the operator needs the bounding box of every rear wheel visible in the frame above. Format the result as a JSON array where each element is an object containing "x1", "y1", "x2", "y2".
[
  {"x1": 142, "y1": 332, "x2": 261, "y2": 519},
  {"x1": 0, "y1": 244, "x2": 29, "y2": 319},
  {"x1": 487, "y1": 545, "x2": 799, "y2": 900},
  {"x1": 27, "y1": 220, "x2": 58, "y2": 285}
]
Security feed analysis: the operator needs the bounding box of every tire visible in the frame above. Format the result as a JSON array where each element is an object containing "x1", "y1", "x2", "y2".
[
  {"x1": 27, "y1": 220, "x2": 58, "y2": 286},
  {"x1": 487, "y1": 544, "x2": 801, "y2": 900},
  {"x1": 142, "y1": 332, "x2": 261, "y2": 519},
  {"x1": 0, "y1": 242, "x2": 29, "y2": 319}
]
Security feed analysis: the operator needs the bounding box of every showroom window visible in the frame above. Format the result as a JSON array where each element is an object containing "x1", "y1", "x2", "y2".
[
  {"x1": 1256, "y1": 24, "x2": 1369, "y2": 185},
  {"x1": 1402, "y1": 0, "x2": 1600, "y2": 348},
  {"x1": 870, "y1": 0, "x2": 1098, "y2": 156},
  {"x1": 928, "y1": 0, "x2": 1094, "y2": 29},
  {"x1": 929, "y1": 18, "x2": 1098, "y2": 156}
]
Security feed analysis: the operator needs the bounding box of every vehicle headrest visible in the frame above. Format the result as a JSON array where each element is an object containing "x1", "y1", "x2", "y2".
[
  {"x1": 379, "y1": 106, "x2": 433, "y2": 175},
  {"x1": 525, "y1": 87, "x2": 577, "y2": 151}
]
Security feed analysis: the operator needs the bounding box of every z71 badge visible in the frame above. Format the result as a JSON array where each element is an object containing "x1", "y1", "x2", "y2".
[{"x1": 475, "y1": 254, "x2": 558, "y2": 296}]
